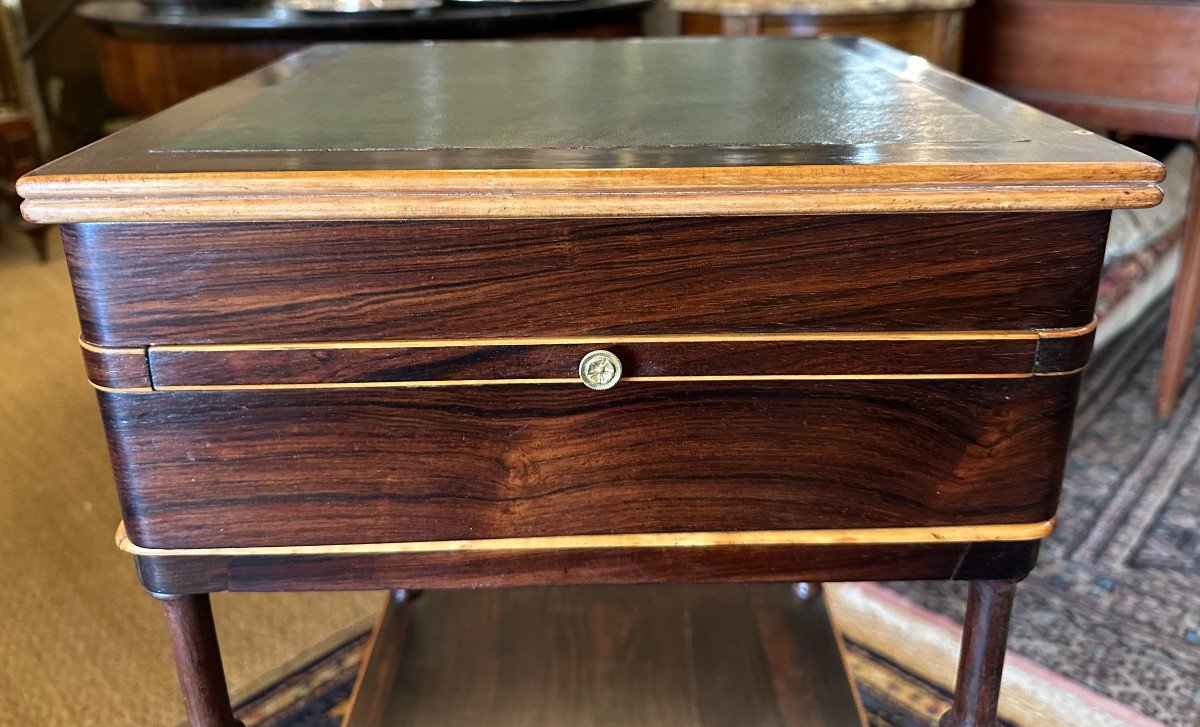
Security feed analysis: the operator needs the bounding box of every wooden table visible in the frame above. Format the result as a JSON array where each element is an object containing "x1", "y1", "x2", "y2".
[
  {"x1": 673, "y1": 0, "x2": 973, "y2": 69},
  {"x1": 76, "y1": 0, "x2": 651, "y2": 115},
  {"x1": 964, "y1": 0, "x2": 1200, "y2": 418},
  {"x1": 19, "y1": 38, "x2": 1161, "y2": 727}
]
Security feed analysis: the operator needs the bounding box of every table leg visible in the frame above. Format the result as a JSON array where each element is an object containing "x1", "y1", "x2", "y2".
[
  {"x1": 155, "y1": 593, "x2": 244, "y2": 727},
  {"x1": 939, "y1": 580, "x2": 1018, "y2": 727},
  {"x1": 1157, "y1": 148, "x2": 1200, "y2": 419}
]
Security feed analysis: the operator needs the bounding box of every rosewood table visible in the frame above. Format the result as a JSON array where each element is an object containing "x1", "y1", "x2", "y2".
[{"x1": 19, "y1": 38, "x2": 1162, "y2": 726}]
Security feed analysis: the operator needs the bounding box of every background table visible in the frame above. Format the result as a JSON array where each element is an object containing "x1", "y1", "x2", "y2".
[
  {"x1": 672, "y1": 0, "x2": 972, "y2": 69},
  {"x1": 76, "y1": 0, "x2": 652, "y2": 114}
]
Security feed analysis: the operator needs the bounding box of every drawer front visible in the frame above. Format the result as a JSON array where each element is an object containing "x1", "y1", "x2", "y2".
[
  {"x1": 141, "y1": 335, "x2": 1090, "y2": 389},
  {"x1": 101, "y1": 376, "x2": 1078, "y2": 549},
  {"x1": 63, "y1": 212, "x2": 1108, "y2": 347}
]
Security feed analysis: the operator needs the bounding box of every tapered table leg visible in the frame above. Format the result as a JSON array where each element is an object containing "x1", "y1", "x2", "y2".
[
  {"x1": 940, "y1": 580, "x2": 1018, "y2": 727},
  {"x1": 156, "y1": 593, "x2": 243, "y2": 727},
  {"x1": 1157, "y1": 149, "x2": 1200, "y2": 419}
]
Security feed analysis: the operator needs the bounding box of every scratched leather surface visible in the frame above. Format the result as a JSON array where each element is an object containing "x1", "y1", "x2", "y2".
[{"x1": 158, "y1": 39, "x2": 1022, "y2": 153}]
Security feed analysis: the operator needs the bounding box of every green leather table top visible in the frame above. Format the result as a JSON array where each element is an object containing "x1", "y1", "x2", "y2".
[{"x1": 158, "y1": 39, "x2": 1021, "y2": 154}]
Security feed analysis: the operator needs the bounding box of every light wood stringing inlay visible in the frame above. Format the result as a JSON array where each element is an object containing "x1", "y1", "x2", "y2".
[
  {"x1": 85, "y1": 318, "x2": 1097, "y2": 353},
  {"x1": 115, "y1": 519, "x2": 1056, "y2": 557},
  {"x1": 19, "y1": 183, "x2": 1163, "y2": 224}
]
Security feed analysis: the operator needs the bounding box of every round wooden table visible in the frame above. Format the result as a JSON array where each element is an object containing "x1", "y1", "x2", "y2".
[{"x1": 77, "y1": 0, "x2": 652, "y2": 114}]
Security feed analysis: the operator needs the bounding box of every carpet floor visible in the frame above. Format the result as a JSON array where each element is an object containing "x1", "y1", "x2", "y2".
[{"x1": 0, "y1": 234, "x2": 380, "y2": 727}]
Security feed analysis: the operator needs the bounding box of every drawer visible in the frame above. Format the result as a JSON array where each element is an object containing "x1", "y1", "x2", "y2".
[{"x1": 62, "y1": 212, "x2": 1108, "y2": 347}]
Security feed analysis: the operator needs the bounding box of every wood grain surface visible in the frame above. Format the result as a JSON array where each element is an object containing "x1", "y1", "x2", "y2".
[
  {"x1": 62, "y1": 213, "x2": 1109, "y2": 347},
  {"x1": 88, "y1": 321, "x2": 1096, "y2": 391},
  {"x1": 342, "y1": 585, "x2": 864, "y2": 727},
  {"x1": 96, "y1": 36, "x2": 306, "y2": 117},
  {"x1": 100, "y1": 376, "x2": 1078, "y2": 549},
  {"x1": 80, "y1": 339, "x2": 152, "y2": 390},
  {"x1": 1031, "y1": 325, "x2": 1096, "y2": 375},
  {"x1": 964, "y1": 0, "x2": 1200, "y2": 139},
  {"x1": 145, "y1": 338, "x2": 1042, "y2": 389},
  {"x1": 129, "y1": 538, "x2": 1041, "y2": 593}
]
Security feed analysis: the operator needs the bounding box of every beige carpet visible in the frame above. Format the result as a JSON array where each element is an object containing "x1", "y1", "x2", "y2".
[{"x1": 0, "y1": 230, "x2": 379, "y2": 727}]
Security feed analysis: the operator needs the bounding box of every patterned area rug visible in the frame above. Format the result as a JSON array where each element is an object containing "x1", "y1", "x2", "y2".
[
  {"x1": 891, "y1": 296, "x2": 1200, "y2": 726},
  {"x1": 237, "y1": 626, "x2": 1003, "y2": 727}
]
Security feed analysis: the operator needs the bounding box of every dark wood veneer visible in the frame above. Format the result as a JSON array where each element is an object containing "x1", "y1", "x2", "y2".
[
  {"x1": 102, "y1": 377, "x2": 1077, "y2": 549},
  {"x1": 81, "y1": 344, "x2": 152, "y2": 389},
  {"x1": 1032, "y1": 327, "x2": 1095, "y2": 374},
  {"x1": 147, "y1": 338, "x2": 1046, "y2": 388},
  {"x1": 132, "y1": 540, "x2": 1041, "y2": 594},
  {"x1": 342, "y1": 585, "x2": 863, "y2": 727},
  {"x1": 964, "y1": 0, "x2": 1200, "y2": 139},
  {"x1": 62, "y1": 213, "x2": 1108, "y2": 347}
]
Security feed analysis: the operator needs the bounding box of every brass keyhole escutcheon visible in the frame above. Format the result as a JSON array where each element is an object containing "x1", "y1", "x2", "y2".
[{"x1": 579, "y1": 350, "x2": 622, "y2": 390}]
